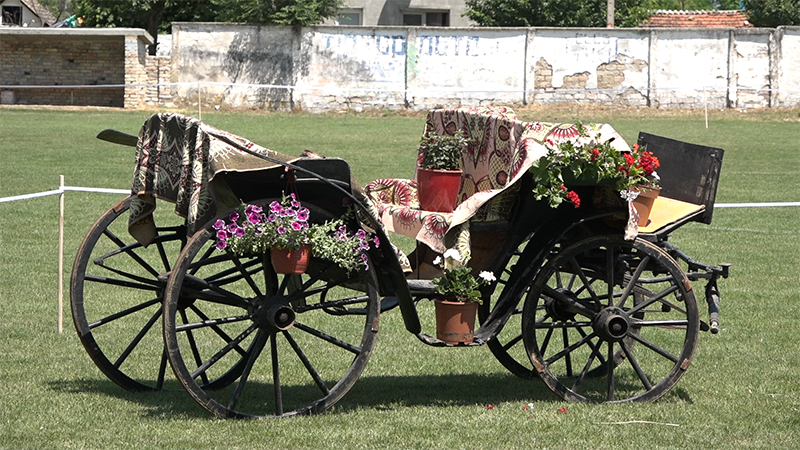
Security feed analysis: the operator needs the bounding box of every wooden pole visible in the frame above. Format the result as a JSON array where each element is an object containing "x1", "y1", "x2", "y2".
[
  {"x1": 58, "y1": 175, "x2": 64, "y2": 334},
  {"x1": 607, "y1": 0, "x2": 614, "y2": 28}
]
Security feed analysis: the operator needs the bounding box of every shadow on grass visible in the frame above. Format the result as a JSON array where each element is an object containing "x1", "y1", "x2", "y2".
[{"x1": 47, "y1": 372, "x2": 693, "y2": 418}]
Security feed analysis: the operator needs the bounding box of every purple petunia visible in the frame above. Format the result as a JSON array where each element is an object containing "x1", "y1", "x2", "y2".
[
  {"x1": 213, "y1": 219, "x2": 225, "y2": 230},
  {"x1": 215, "y1": 240, "x2": 227, "y2": 251}
]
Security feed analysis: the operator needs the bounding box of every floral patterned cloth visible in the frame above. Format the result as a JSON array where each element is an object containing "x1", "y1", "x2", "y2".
[
  {"x1": 364, "y1": 106, "x2": 631, "y2": 253},
  {"x1": 129, "y1": 112, "x2": 296, "y2": 246}
]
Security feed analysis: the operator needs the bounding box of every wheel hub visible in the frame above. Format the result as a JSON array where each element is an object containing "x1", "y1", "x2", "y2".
[
  {"x1": 544, "y1": 288, "x2": 578, "y2": 321},
  {"x1": 253, "y1": 300, "x2": 296, "y2": 332},
  {"x1": 592, "y1": 306, "x2": 630, "y2": 342}
]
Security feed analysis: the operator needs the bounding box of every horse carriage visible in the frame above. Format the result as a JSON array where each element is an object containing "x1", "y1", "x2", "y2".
[{"x1": 70, "y1": 106, "x2": 729, "y2": 418}]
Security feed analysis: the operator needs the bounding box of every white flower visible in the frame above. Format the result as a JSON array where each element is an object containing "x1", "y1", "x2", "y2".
[
  {"x1": 432, "y1": 256, "x2": 442, "y2": 266},
  {"x1": 620, "y1": 190, "x2": 640, "y2": 202},
  {"x1": 479, "y1": 271, "x2": 496, "y2": 283},
  {"x1": 651, "y1": 171, "x2": 660, "y2": 181},
  {"x1": 443, "y1": 248, "x2": 461, "y2": 261}
]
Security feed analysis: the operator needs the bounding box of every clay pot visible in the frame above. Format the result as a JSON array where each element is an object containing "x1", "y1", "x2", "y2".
[
  {"x1": 270, "y1": 244, "x2": 311, "y2": 274},
  {"x1": 434, "y1": 298, "x2": 478, "y2": 344},
  {"x1": 632, "y1": 186, "x2": 661, "y2": 227},
  {"x1": 417, "y1": 168, "x2": 462, "y2": 213}
]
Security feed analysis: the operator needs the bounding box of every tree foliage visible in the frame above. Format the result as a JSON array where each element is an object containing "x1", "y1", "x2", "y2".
[
  {"x1": 75, "y1": 0, "x2": 216, "y2": 54},
  {"x1": 463, "y1": 0, "x2": 747, "y2": 28},
  {"x1": 210, "y1": 0, "x2": 343, "y2": 25},
  {"x1": 742, "y1": 0, "x2": 800, "y2": 26}
]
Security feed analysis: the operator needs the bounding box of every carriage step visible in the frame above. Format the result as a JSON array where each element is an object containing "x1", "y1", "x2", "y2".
[
  {"x1": 406, "y1": 278, "x2": 437, "y2": 295},
  {"x1": 415, "y1": 332, "x2": 485, "y2": 347}
]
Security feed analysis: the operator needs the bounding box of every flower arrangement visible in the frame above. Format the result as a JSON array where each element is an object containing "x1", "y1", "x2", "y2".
[
  {"x1": 418, "y1": 131, "x2": 472, "y2": 171},
  {"x1": 212, "y1": 194, "x2": 378, "y2": 272},
  {"x1": 432, "y1": 249, "x2": 496, "y2": 304},
  {"x1": 528, "y1": 124, "x2": 660, "y2": 208}
]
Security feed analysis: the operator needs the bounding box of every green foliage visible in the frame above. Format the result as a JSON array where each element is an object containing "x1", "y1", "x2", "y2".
[
  {"x1": 209, "y1": 0, "x2": 343, "y2": 25},
  {"x1": 743, "y1": 0, "x2": 800, "y2": 26},
  {"x1": 418, "y1": 132, "x2": 471, "y2": 171},
  {"x1": 464, "y1": 0, "x2": 738, "y2": 28},
  {"x1": 75, "y1": 0, "x2": 218, "y2": 54}
]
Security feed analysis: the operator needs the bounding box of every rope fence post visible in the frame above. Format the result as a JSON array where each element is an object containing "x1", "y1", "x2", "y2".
[{"x1": 58, "y1": 175, "x2": 65, "y2": 334}]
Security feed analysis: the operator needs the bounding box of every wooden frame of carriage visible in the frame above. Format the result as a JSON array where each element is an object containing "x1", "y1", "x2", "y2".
[{"x1": 70, "y1": 110, "x2": 729, "y2": 418}]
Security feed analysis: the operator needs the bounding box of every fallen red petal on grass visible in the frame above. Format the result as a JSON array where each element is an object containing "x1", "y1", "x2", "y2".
[
  {"x1": 558, "y1": 407, "x2": 567, "y2": 414},
  {"x1": 486, "y1": 404, "x2": 495, "y2": 410}
]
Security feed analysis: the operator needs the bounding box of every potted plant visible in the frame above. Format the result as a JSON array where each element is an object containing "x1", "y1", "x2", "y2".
[
  {"x1": 431, "y1": 248, "x2": 496, "y2": 344},
  {"x1": 212, "y1": 194, "x2": 378, "y2": 274},
  {"x1": 528, "y1": 124, "x2": 660, "y2": 225},
  {"x1": 416, "y1": 131, "x2": 472, "y2": 213}
]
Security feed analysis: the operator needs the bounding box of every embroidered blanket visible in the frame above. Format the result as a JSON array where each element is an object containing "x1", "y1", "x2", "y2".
[{"x1": 129, "y1": 112, "x2": 296, "y2": 246}]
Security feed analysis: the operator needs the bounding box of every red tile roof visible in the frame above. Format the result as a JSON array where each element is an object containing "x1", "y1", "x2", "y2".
[{"x1": 644, "y1": 10, "x2": 752, "y2": 28}]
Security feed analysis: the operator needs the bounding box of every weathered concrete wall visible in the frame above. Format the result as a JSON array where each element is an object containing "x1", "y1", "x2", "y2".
[
  {"x1": 777, "y1": 27, "x2": 800, "y2": 107},
  {"x1": 171, "y1": 24, "x2": 295, "y2": 109},
  {"x1": 171, "y1": 23, "x2": 799, "y2": 111},
  {"x1": 0, "y1": 28, "x2": 152, "y2": 107}
]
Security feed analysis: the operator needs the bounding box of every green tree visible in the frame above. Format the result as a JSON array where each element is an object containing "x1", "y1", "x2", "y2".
[
  {"x1": 463, "y1": 0, "x2": 738, "y2": 28},
  {"x1": 76, "y1": 1, "x2": 217, "y2": 54},
  {"x1": 743, "y1": 0, "x2": 800, "y2": 26},
  {"x1": 209, "y1": 0, "x2": 343, "y2": 25}
]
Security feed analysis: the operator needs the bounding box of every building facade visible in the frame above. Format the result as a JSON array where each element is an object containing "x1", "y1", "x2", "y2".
[{"x1": 328, "y1": 0, "x2": 475, "y2": 27}]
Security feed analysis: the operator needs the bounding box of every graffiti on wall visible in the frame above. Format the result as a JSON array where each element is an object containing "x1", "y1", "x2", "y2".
[
  {"x1": 565, "y1": 33, "x2": 620, "y2": 64},
  {"x1": 316, "y1": 33, "x2": 406, "y2": 83},
  {"x1": 417, "y1": 35, "x2": 490, "y2": 57}
]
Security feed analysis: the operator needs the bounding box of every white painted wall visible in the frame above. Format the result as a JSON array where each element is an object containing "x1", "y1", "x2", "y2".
[
  {"x1": 778, "y1": 28, "x2": 800, "y2": 107},
  {"x1": 407, "y1": 29, "x2": 526, "y2": 109},
  {"x1": 169, "y1": 23, "x2": 799, "y2": 111}
]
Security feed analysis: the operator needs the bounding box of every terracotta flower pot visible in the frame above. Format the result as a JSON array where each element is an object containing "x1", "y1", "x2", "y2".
[
  {"x1": 434, "y1": 298, "x2": 478, "y2": 344},
  {"x1": 417, "y1": 167, "x2": 462, "y2": 213},
  {"x1": 632, "y1": 186, "x2": 661, "y2": 227},
  {"x1": 271, "y1": 244, "x2": 311, "y2": 274}
]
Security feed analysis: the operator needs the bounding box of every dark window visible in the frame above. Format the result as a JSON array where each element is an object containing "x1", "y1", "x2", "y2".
[
  {"x1": 2, "y1": 6, "x2": 23, "y2": 26},
  {"x1": 426, "y1": 12, "x2": 449, "y2": 27},
  {"x1": 403, "y1": 14, "x2": 423, "y2": 26}
]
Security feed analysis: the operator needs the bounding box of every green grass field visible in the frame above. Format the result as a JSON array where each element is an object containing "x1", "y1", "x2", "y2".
[{"x1": 1, "y1": 105, "x2": 799, "y2": 449}]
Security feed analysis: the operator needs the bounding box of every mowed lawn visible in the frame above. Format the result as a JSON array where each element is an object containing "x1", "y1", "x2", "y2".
[{"x1": 0, "y1": 105, "x2": 798, "y2": 449}]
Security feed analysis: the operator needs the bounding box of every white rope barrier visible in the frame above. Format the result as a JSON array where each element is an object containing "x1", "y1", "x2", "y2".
[{"x1": 0, "y1": 181, "x2": 129, "y2": 333}]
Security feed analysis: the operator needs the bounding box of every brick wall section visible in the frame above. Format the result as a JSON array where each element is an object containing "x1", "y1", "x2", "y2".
[
  {"x1": 124, "y1": 35, "x2": 148, "y2": 108},
  {"x1": 145, "y1": 56, "x2": 173, "y2": 106},
  {"x1": 0, "y1": 35, "x2": 125, "y2": 107}
]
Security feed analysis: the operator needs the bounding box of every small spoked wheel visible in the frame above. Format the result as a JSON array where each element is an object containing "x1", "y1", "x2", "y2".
[
  {"x1": 71, "y1": 196, "x2": 185, "y2": 391},
  {"x1": 522, "y1": 235, "x2": 699, "y2": 403},
  {"x1": 162, "y1": 205, "x2": 379, "y2": 418}
]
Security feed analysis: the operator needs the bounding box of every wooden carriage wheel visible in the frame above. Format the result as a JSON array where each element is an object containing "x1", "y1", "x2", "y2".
[
  {"x1": 522, "y1": 235, "x2": 700, "y2": 402},
  {"x1": 162, "y1": 201, "x2": 380, "y2": 418}
]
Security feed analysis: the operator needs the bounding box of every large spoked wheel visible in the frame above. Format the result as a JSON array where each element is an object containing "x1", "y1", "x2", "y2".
[
  {"x1": 522, "y1": 236, "x2": 699, "y2": 403},
  {"x1": 71, "y1": 196, "x2": 185, "y2": 391},
  {"x1": 162, "y1": 206, "x2": 380, "y2": 418}
]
